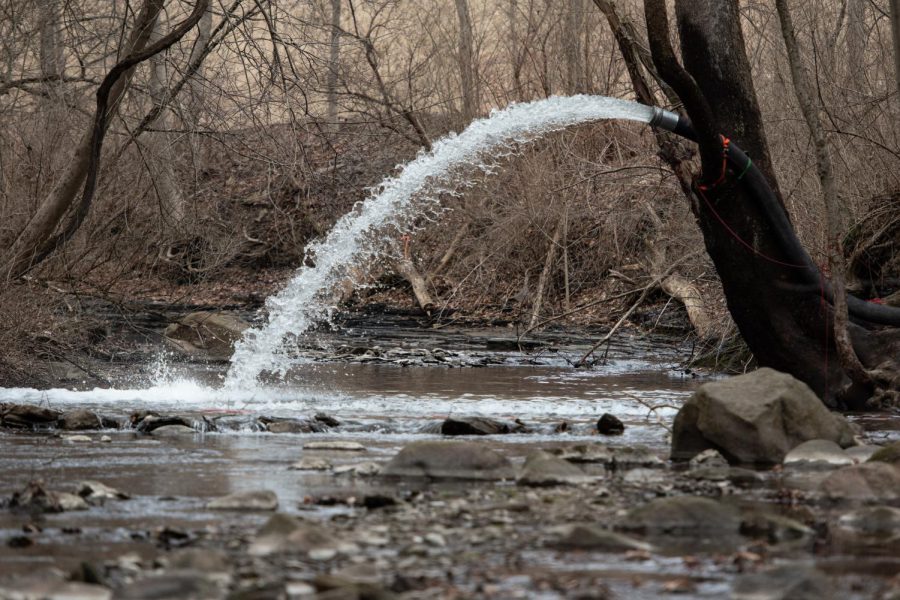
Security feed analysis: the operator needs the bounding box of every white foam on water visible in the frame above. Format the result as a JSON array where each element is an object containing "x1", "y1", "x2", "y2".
[{"x1": 225, "y1": 95, "x2": 654, "y2": 387}]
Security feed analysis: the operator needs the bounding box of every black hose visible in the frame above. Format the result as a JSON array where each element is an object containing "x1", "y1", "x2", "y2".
[{"x1": 649, "y1": 108, "x2": 900, "y2": 327}]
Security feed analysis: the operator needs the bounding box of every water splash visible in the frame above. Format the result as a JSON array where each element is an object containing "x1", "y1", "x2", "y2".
[{"x1": 225, "y1": 95, "x2": 655, "y2": 387}]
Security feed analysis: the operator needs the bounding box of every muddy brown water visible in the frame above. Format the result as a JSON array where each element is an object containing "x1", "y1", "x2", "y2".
[{"x1": 1, "y1": 333, "x2": 898, "y2": 598}]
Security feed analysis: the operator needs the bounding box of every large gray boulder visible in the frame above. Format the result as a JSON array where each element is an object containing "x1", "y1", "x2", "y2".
[
  {"x1": 164, "y1": 311, "x2": 249, "y2": 361},
  {"x1": 671, "y1": 368, "x2": 856, "y2": 464},
  {"x1": 380, "y1": 440, "x2": 514, "y2": 480}
]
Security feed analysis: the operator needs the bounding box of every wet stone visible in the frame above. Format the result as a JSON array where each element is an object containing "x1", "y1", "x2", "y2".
[
  {"x1": 380, "y1": 440, "x2": 515, "y2": 481},
  {"x1": 303, "y1": 441, "x2": 366, "y2": 452},
  {"x1": 620, "y1": 496, "x2": 741, "y2": 535},
  {"x1": 688, "y1": 449, "x2": 728, "y2": 469},
  {"x1": 265, "y1": 418, "x2": 325, "y2": 434},
  {"x1": 868, "y1": 441, "x2": 900, "y2": 466},
  {"x1": 547, "y1": 524, "x2": 653, "y2": 552},
  {"x1": 333, "y1": 462, "x2": 381, "y2": 477},
  {"x1": 8, "y1": 482, "x2": 89, "y2": 513},
  {"x1": 731, "y1": 565, "x2": 831, "y2": 600},
  {"x1": 671, "y1": 368, "x2": 856, "y2": 464},
  {"x1": 740, "y1": 511, "x2": 815, "y2": 546},
  {"x1": 0, "y1": 580, "x2": 113, "y2": 600},
  {"x1": 831, "y1": 506, "x2": 900, "y2": 554},
  {"x1": 250, "y1": 513, "x2": 356, "y2": 558},
  {"x1": 117, "y1": 570, "x2": 227, "y2": 600},
  {"x1": 63, "y1": 434, "x2": 93, "y2": 443},
  {"x1": 289, "y1": 457, "x2": 333, "y2": 471},
  {"x1": 783, "y1": 439, "x2": 853, "y2": 469},
  {"x1": 439, "y1": 416, "x2": 527, "y2": 436},
  {"x1": 844, "y1": 444, "x2": 881, "y2": 463},
  {"x1": 596, "y1": 413, "x2": 625, "y2": 435},
  {"x1": 517, "y1": 450, "x2": 593, "y2": 487},
  {"x1": 149, "y1": 424, "x2": 198, "y2": 437},
  {"x1": 206, "y1": 489, "x2": 279, "y2": 511},
  {"x1": 819, "y1": 462, "x2": 900, "y2": 503},
  {"x1": 0, "y1": 403, "x2": 60, "y2": 430},
  {"x1": 166, "y1": 548, "x2": 230, "y2": 572},
  {"x1": 77, "y1": 480, "x2": 130, "y2": 503},
  {"x1": 60, "y1": 409, "x2": 114, "y2": 431}
]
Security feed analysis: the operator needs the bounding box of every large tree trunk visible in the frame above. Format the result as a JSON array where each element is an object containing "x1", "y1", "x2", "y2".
[
  {"x1": 644, "y1": 0, "x2": 900, "y2": 408},
  {"x1": 563, "y1": 0, "x2": 585, "y2": 94}
]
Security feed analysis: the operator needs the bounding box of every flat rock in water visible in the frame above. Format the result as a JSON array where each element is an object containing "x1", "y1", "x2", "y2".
[
  {"x1": 440, "y1": 416, "x2": 525, "y2": 435},
  {"x1": 77, "y1": 480, "x2": 130, "y2": 502},
  {"x1": 60, "y1": 409, "x2": 108, "y2": 430},
  {"x1": 819, "y1": 462, "x2": 900, "y2": 502},
  {"x1": 289, "y1": 457, "x2": 333, "y2": 471},
  {"x1": 250, "y1": 513, "x2": 354, "y2": 557},
  {"x1": 783, "y1": 439, "x2": 853, "y2": 469},
  {"x1": 303, "y1": 441, "x2": 366, "y2": 451},
  {"x1": 150, "y1": 424, "x2": 198, "y2": 437},
  {"x1": 8, "y1": 482, "x2": 89, "y2": 513},
  {"x1": 166, "y1": 548, "x2": 230, "y2": 572},
  {"x1": 867, "y1": 441, "x2": 900, "y2": 466},
  {"x1": 265, "y1": 419, "x2": 324, "y2": 434},
  {"x1": 0, "y1": 403, "x2": 60, "y2": 429},
  {"x1": 831, "y1": 506, "x2": 900, "y2": 554},
  {"x1": 206, "y1": 489, "x2": 278, "y2": 511},
  {"x1": 117, "y1": 570, "x2": 226, "y2": 600},
  {"x1": 620, "y1": 496, "x2": 741, "y2": 535},
  {"x1": 0, "y1": 580, "x2": 112, "y2": 600},
  {"x1": 333, "y1": 462, "x2": 381, "y2": 477},
  {"x1": 547, "y1": 524, "x2": 653, "y2": 552},
  {"x1": 731, "y1": 565, "x2": 831, "y2": 600},
  {"x1": 550, "y1": 443, "x2": 615, "y2": 465},
  {"x1": 63, "y1": 434, "x2": 93, "y2": 443},
  {"x1": 671, "y1": 368, "x2": 857, "y2": 464},
  {"x1": 380, "y1": 440, "x2": 514, "y2": 480},
  {"x1": 517, "y1": 451, "x2": 593, "y2": 486}
]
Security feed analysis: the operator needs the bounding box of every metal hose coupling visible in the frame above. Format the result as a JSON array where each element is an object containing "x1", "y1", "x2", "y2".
[{"x1": 648, "y1": 107, "x2": 681, "y2": 133}]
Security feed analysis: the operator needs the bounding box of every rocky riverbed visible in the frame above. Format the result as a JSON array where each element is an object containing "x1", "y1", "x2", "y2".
[{"x1": 1, "y1": 322, "x2": 899, "y2": 599}]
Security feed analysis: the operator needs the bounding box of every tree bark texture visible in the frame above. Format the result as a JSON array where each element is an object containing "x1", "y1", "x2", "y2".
[
  {"x1": 455, "y1": 0, "x2": 477, "y2": 122},
  {"x1": 326, "y1": 0, "x2": 342, "y2": 127},
  {"x1": 890, "y1": 0, "x2": 900, "y2": 99},
  {"x1": 646, "y1": 0, "x2": 900, "y2": 408}
]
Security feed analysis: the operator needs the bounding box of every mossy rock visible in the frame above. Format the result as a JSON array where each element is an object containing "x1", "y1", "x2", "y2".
[{"x1": 867, "y1": 442, "x2": 900, "y2": 467}]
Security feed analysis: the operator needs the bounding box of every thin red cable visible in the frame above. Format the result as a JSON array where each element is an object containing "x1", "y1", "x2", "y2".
[{"x1": 696, "y1": 135, "x2": 830, "y2": 401}]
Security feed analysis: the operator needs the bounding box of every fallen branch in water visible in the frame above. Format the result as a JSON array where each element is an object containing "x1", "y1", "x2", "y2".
[{"x1": 575, "y1": 251, "x2": 700, "y2": 367}]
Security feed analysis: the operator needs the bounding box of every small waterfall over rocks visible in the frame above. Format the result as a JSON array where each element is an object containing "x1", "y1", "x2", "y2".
[{"x1": 225, "y1": 95, "x2": 655, "y2": 388}]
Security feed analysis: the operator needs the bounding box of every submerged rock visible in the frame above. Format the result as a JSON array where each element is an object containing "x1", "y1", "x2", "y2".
[
  {"x1": 670, "y1": 368, "x2": 856, "y2": 464},
  {"x1": 549, "y1": 443, "x2": 663, "y2": 469},
  {"x1": 819, "y1": 462, "x2": 900, "y2": 503},
  {"x1": 731, "y1": 565, "x2": 831, "y2": 600},
  {"x1": 303, "y1": 440, "x2": 366, "y2": 451},
  {"x1": 620, "y1": 496, "x2": 741, "y2": 535},
  {"x1": 289, "y1": 457, "x2": 333, "y2": 471},
  {"x1": 250, "y1": 513, "x2": 356, "y2": 558},
  {"x1": 783, "y1": 439, "x2": 853, "y2": 469},
  {"x1": 206, "y1": 489, "x2": 279, "y2": 511},
  {"x1": 8, "y1": 481, "x2": 88, "y2": 513},
  {"x1": 688, "y1": 449, "x2": 728, "y2": 469},
  {"x1": 596, "y1": 413, "x2": 625, "y2": 435},
  {"x1": 831, "y1": 506, "x2": 900, "y2": 554},
  {"x1": 517, "y1": 451, "x2": 593, "y2": 486},
  {"x1": 547, "y1": 524, "x2": 652, "y2": 552},
  {"x1": 117, "y1": 571, "x2": 227, "y2": 600},
  {"x1": 380, "y1": 440, "x2": 514, "y2": 480}
]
